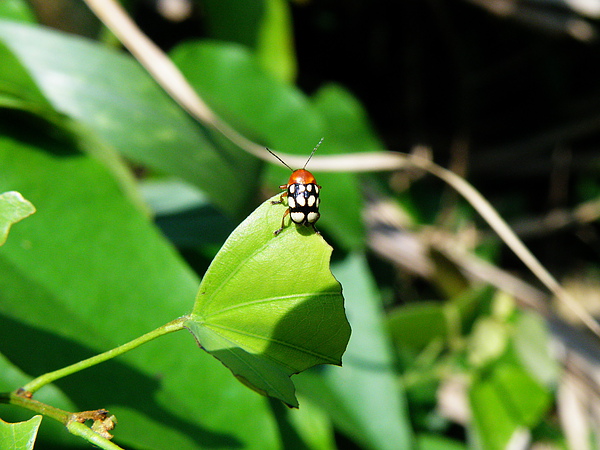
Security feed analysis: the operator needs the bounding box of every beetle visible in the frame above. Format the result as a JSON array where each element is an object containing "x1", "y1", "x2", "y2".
[{"x1": 266, "y1": 138, "x2": 323, "y2": 236}]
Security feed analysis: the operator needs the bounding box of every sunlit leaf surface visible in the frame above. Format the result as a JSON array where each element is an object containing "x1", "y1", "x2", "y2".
[
  {"x1": 0, "y1": 415, "x2": 42, "y2": 450},
  {"x1": 185, "y1": 195, "x2": 351, "y2": 407}
]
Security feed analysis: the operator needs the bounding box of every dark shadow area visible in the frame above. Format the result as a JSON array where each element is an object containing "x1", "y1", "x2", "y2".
[
  {"x1": 0, "y1": 108, "x2": 80, "y2": 157},
  {"x1": 155, "y1": 205, "x2": 235, "y2": 248},
  {"x1": 268, "y1": 398, "x2": 310, "y2": 450}
]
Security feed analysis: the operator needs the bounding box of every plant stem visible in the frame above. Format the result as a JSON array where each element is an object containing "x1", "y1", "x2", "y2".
[
  {"x1": 67, "y1": 421, "x2": 124, "y2": 450},
  {"x1": 0, "y1": 391, "x2": 69, "y2": 423},
  {"x1": 21, "y1": 316, "x2": 188, "y2": 394}
]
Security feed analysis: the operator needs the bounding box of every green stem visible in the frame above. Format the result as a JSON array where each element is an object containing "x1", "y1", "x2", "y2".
[
  {"x1": 67, "y1": 421, "x2": 124, "y2": 450},
  {"x1": 21, "y1": 316, "x2": 188, "y2": 394},
  {"x1": 0, "y1": 391, "x2": 69, "y2": 424},
  {"x1": 0, "y1": 392, "x2": 125, "y2": 450}
]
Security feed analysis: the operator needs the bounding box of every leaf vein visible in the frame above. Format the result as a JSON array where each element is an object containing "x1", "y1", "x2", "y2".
[{"x1": 205, "y1": 322, "x2": 340, "y2": 367}]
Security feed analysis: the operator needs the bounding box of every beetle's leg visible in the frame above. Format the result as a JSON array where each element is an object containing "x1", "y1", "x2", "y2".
[
  {"x1": 311, "y1": 223, "x2": 321, "y2": 235},
  {"x1": 271, "y1": 190, "x2": 288, "y2": 205},
  {"x1": 274, "y1": 209, "x2": 290, "y2": 235}
]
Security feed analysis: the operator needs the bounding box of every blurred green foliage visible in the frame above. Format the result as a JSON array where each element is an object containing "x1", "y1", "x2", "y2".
[{"x1": 2, "y1": 0, "x2": 600, "y2": 449}]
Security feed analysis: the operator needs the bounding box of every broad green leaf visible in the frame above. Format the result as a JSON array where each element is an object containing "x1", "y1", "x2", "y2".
[
  {"x1": 185, "y1": 194, "x2": 351, "y2": 408},
  {"x1": 0, "y1": 42, "x2": 145, "y2": 212},
  {"x1": 0, "y1": 191, "x2": 35, "y2": 246},
  {"x1": 295, "y1": 253, "x2": 414, "y2": 449},
  {"x1": 0, "y1": 136, "x2": 280, "y2": 449},
  {"x1": 311, "y1": 84, "x2": 382, "y2": 153},
  {"x1": 0, "y1": 19, "x2": 258, "y2": 217},
  {"x1": 0, "y1": 415, "x2": 41, "y2": 450}
]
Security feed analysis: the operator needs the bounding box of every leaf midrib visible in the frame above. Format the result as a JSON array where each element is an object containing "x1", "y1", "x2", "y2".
[{"x1": 202, "y1": 291, "x2": 340, "y2": 319}]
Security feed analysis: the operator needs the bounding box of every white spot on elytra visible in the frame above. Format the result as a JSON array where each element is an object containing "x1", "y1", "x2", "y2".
[
  {"x1": 306, "y1": 184, "x2": 312, "y2": 192},
  {"x1": 307, "y1": 212, "x2": 319, "y2": 223},
  {"x1": 314, "y1": 185, "x2": 319, "y2": 193},
  {"x1": 297, "y1": 184, "x2": 305, "y2": 193},
  {"x1": 288, "y1": 196, "x2": 296, "y2": 208},
  {"x1": 289, "y1": 184, "x2": 295, "y2": 194},
  {"x1": 296, "y1": 194, "x2": 306, "y2": 207},
  {"x1": 291, "y1": 212, "x2": 305, "y2": 223},
  {"x1": 307, "y1": 195, "x2": 316, "y2": 207}
]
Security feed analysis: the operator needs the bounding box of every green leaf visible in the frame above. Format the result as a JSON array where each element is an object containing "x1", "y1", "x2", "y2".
[
  {"x1": 470, "y1": 375, "x2": 519, "y2": 450},
  {"x1": 200, "y1": 0, "x2": 296, "y2": 82},
  {"x1": 0, "y1": 191, "x2": 35, "y2": 246},
  {"x1": 388, "y1": 288, "x2": 487, "y2": 351},
  {"x1": 255, "y1": 0, "x2": 297, "y2": 82},
  {"x1": 311, "y1": 84, "x2": 382, "y2": 153},
  {"x1": 184, "y1": 195, "x2": 351, "y2": 408},
  {"x1": 0, "y1": 136, "x2": 280, "y2": 449},
  {"x1": 0, "y1": 415, "x2": 42, "y2": 450},
  {"x1": 388, "y1": 301, "x2": 449, "y2": 350},
  {"x1": 493, "y1": 364, "x2": 552, "y2": 427},
  {"x1": 0, "y1": 20, "x2": 258, "y2": 217}
]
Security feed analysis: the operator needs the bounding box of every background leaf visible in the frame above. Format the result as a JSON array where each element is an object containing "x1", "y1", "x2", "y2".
[{"x1": 0, "y1": 19, "x2": 259, "y2": 217}]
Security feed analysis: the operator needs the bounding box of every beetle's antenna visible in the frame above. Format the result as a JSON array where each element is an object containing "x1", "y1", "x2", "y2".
[
  {"x1": 266, "y1": 147, "x2": 294, "y2": 171},
  {"x1": 303, "y1": 137, "x2": 324, "y2": 169}
]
